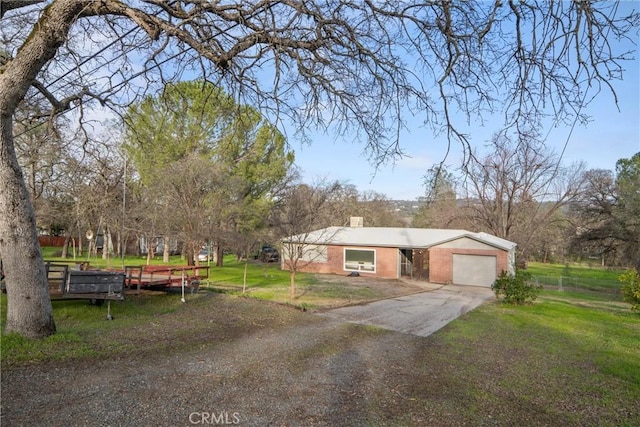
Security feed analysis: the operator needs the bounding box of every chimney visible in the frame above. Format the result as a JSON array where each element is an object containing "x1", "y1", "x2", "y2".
[{"x1": 350, "y1": 216, "x2": 364, "y2": 227}]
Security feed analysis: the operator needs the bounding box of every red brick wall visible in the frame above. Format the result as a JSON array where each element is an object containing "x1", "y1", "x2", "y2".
[
  {"x1": 374, "y1": 247, "x2": 400, "y2": 278},
  {"x1": 295, "y1": 245, "x2": 400, "y2": 279},
  {"x1": 428, "y1": 247, "x2": 508, "y2": 284},
  {"x1": 292, "y1": 246, "x2": 343, "y2": 275}
]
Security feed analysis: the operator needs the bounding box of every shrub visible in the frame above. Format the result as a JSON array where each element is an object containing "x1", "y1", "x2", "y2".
[
  {"x1": 491, "y1": 269, "x2": 540, "y2": 305},
  {"x1": 619, "y1": 269, "x2": 640, "y2": 312}
]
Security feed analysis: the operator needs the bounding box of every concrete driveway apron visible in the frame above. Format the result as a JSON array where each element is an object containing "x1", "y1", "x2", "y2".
[{"x1": 319, "y1": 284, "x2": 495, "y2": 337}]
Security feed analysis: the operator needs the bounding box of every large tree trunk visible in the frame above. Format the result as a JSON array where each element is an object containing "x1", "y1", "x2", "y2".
[
  {"x1": 0, "y1": 114, "x2": 56, "y2": 338},
  {"x1": 0, "y1": 0, "x2": 88, "y2": 338}
]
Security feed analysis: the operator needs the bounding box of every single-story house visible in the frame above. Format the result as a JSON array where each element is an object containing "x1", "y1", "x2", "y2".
[{"x1": 281, "y1": 226, "x2": 516, "y2": 287}]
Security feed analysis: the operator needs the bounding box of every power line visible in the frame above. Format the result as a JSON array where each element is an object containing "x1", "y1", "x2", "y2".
[
  {"x1": 14, "y1": 18, "x2": 241, "y2": 139},
  {"x1": 19, "y1": 26, "x2": 140, "y2": 107}
]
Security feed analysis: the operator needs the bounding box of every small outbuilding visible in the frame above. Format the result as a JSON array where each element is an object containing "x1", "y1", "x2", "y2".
[{"x1": 281, "y1": 226, "x2": 516, "y2": 287}]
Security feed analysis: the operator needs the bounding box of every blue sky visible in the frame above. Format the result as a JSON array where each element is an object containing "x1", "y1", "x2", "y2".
[
  {"x1": 292, "y1": 65, "x2": 639, "y2": 201},
  {"x1": 76, "y1": 3, "x2": 639, "y2": 201},
  {"x1": 291, "y1": 7, "x2": 640, "y2": 201}
]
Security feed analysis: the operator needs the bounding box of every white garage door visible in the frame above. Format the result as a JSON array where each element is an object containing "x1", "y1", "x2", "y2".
[{"x1": 452, "y1": 254, "x2": 497, "y2": 287}]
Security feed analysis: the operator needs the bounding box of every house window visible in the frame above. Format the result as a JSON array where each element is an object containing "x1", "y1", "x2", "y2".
[{"x1": 344, "y1": 248, "x2": 376, "y2": 272}]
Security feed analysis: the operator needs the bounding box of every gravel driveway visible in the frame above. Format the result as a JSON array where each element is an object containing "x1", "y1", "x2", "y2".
[
  {"x1": 318, "y1": 284, "x2": 495, "y2": 337},
  {"x1": 2, "y1": 284, "x2": 496, "y2": 426},
  {"x1": 1, "y1": 294, "x2": 441, "y2": 427}
]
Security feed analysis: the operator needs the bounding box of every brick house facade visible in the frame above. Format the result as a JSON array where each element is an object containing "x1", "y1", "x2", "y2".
[{"x1": 282, "y1": 227, "x2": 516, "y2": 286}]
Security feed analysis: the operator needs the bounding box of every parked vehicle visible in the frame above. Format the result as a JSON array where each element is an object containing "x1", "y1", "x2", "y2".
[
  {"x1": 259, "y1": 245, "x2": 280, "y2": 263},
  {"x1": 197, "y1": 248, "x2": 210, "y2": 262}
]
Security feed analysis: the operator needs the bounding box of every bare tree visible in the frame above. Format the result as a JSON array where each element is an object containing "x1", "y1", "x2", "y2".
[
  {"x1": 14, "y1": 123, "x2": 67, "y2": 211},
  {"x1": 125, "y1": 177, "x2": 168, "y2": 264},
  {"x1": 54, "y1": 155, "x2": 94, "y2": 258},
  {"x1": 568, "y1": 169, "x2": 619, "y2": 264},
  {"x1": 321, "y1": 183, "x2": 406, "y2": 227},
  {"x1": 0, "y1": 1, "x2": 636, "y2": 337},
  {"x1": 528, "y1": 209, "x2": 572, "y2": 264},
  {"x1": 460, "y1": 133, "x2": 585, "y2": 263},
  {"x1": 355, "y1": 191, "x2": 408, "y2": 227},
  {"x1": 273, "y1": 181, "x2": 340, "y2": 299},
  {"x1": 571, "y1": 155, "x2": 640, "y2": 270},
  {"x1": 161, "y1": 155, "x2": 229, "y2": 266},
  {"x1": 320, "y1": 183, "x2": 360, "y2": 227}
]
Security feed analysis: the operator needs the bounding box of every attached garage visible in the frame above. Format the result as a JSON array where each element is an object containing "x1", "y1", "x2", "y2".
[
  {"x1": 428, "y1": 234, "x2": 515, "y2": 286},
  {"x1": 452, "y1": 254, "x2": 497, "y2": 287}
]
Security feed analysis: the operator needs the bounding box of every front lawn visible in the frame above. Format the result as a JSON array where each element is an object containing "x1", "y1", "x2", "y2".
[
  {"x1": 199, "y1": 256, "x2": 420, "y2": 308},
  {"x1": 37, "y1": 249, "x2": 405, "y2": 308},
  {"x1": 399, "y1": 290, "x2": 640, "y2": 424}
]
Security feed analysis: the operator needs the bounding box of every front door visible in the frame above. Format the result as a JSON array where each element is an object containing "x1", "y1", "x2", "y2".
[{"x1": 400, "y1": 249, "x2": 413, "y2": 277}]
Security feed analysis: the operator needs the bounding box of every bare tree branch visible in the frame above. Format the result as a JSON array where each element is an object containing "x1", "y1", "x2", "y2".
[{"x1": 0, "y1": 0, "x2": 44, "y2": 18}]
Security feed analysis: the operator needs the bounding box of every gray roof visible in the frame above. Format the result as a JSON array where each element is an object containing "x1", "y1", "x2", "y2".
[{"x1": 284, "y1": 227, "x2": 516, "y2": 251}]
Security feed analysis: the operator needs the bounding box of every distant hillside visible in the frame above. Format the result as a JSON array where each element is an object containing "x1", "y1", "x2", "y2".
[{"x1": 390, "y1": 199, "x2": 424, "y2": 215}]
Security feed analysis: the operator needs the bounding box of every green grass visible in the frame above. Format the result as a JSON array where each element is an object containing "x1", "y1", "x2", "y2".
[
  {"x1": 0, "y1": 291, "x2": 191, "y2": 366},
  {"x1": 527, "y1": 261, "x2": 627, "y2": 281},
  {"x1": 41, "y1": 248, "x2": 368, "y2": 306},
  {"x1": 39, "y1": 248, "x2": 394, "y2": 306},
  {"x1": 509, "y1": 291, "x2": 639, "y2": 384},
  {"x1": 194, "y1": 256, "x2": 388, "y2": 308},
  {"x1": 418, "y1": 291, "x2": 640, "y2": 424},
  {"x1": 42, "y1": 247, "x2": 311, "y2": 287},
  {"x1": 1, "y1": 253, "x2": 404, "y2": 364},
  {"x1": 526, "y1": 261, "x2": 627, "y2": 296},
  {"x1": 204, "y1": 256, "x2": 311, "y2": 286},
  {"x1": 41, "y1": 245, "x2": 197, "y2": 270}
]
